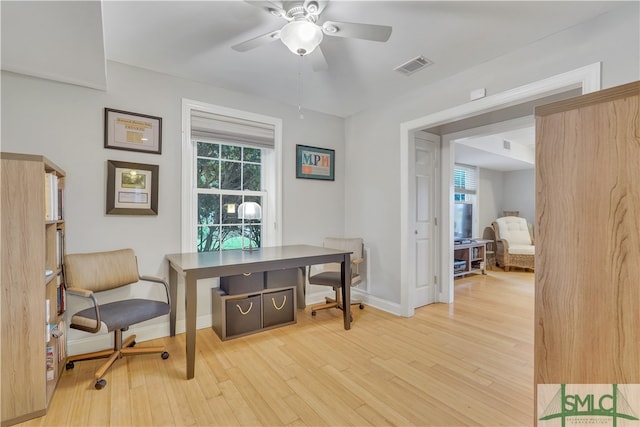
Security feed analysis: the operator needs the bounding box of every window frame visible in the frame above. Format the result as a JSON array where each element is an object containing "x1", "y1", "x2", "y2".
[
  {"x1": 453, "y1": 163, "x2": 478, "y2": 237},
  {"x1": 181, "y1": 99, "x2": 282, "y2": 252}
]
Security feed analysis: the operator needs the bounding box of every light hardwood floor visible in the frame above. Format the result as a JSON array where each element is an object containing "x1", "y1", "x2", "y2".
[{"x1": 19, "y1": 270, "x2": 534, "y2": 426}]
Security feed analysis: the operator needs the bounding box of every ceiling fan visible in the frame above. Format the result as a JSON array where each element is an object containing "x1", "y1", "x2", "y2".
[{"x1": 232, "y1": 0, "x2": 392, "y2": 71}]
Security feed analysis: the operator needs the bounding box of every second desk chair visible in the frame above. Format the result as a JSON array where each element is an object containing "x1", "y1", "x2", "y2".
[{"x1": 308, "y1": 237, "x2": 365, "y2": 319}]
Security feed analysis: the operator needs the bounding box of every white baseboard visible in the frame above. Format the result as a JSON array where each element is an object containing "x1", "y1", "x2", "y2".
[
  {"x1": 66, "y1": 314, "x2": 213, "y2": 356},
  {"x1": 304, "y1": 287, "x2": 403, "y2": 317}
]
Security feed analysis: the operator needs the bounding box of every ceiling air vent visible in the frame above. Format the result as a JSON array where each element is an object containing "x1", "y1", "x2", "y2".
[{"x1": 394, "y1": 56, "x2": 433, "y2": 76}]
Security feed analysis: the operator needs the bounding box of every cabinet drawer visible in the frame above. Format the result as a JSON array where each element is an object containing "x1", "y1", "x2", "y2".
[
  {"x1": 220, "y1": 273, "x2": 264, "y2": 295},
  {"x1": 225, "y1": 294, "x2": 262, "y2": 337},
  {"x1": 262, "y1": 288, "x2": 295, "y2": 328},
  {"x1": 265, "y1": 268, "x2": 300, "y2": 289}
]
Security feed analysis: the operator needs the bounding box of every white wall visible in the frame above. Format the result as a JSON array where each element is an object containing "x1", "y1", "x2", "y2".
[
  {"x1": 478, "y1": 167, "x2": 535, "y2": 232},
  {"x1": 1, "y1": 61, "x2": 345, "y2": 353},
  {"x1": 344, "y1": 3, "x2": 639, "y2": 305},
  {"x1": 503, "y1": 169, "x2": 535, "y2": 226},
  {"x1": 478, "y1": 167, "x2": 504, "y2": 233}
]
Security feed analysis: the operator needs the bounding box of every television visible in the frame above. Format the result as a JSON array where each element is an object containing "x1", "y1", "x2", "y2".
[{"x1": 454, "y1": 203, "x2": 473, "y2": 241}]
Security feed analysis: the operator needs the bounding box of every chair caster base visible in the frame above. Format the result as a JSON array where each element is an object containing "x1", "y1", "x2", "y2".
[
  {"x1": 66, "y1": 361, "x2": 75, "y2": 370},
  {"x1": 95, "y1": 379, "x2": 107, "y2": 390},
  {"x1": 161, "y1": 351, "x2": 169, "y2": 360},
  {"x1": 311, "y1": 311, "x2": 317, "y2": 316}
]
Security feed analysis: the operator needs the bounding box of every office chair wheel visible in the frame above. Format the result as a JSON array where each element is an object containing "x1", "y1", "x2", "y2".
[
  {"x1": 66, "y1": 361, "x2": 75, "y2": 370},
  {"x1": 130, "y1": 341, "x2": 136, "y2": 347},
  {"x1": 161, "y1": 351, "x2": 170, "y2": 360},
  {"x1": 311, "y1": 311, "x2": 317, "y2": 316},
  {"x1": 359, "y1": 304, "x2": 364, "y2": 309},
  {"x1": 95, "y1": 379, "x2": 107, "y2": 390}
]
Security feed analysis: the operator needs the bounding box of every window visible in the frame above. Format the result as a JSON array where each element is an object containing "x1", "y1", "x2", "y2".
[
  {"x1": 196, "y1": 141, "x2": 264, "y2": 251},
  {"x1": 454, "y1": 163, "x2": 477, "y2": 202},
  {"x1": 181, "y1": 100, "x2": 282, "y2": 252}
]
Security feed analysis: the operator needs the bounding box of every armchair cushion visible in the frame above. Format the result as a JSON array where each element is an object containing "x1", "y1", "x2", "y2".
[{"x1": 495, "y1": 216, "x2": 532, "y2": 245}]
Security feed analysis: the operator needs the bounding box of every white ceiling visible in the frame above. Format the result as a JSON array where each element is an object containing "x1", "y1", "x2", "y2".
[
  {"x1": 454, "y1": 123, "x2": 536, "y2": 171},
  {"x1": 1, "y1": 1, "x2": 627, "y2": 170},
  {"x1": 97, "y1": 0, "x2": 623, "y2": 118}
]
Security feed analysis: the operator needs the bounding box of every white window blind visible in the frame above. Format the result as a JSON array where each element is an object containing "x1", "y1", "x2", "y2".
[
  {"x1": 454, "y1": 163, "x2": 477, "y2": 195},
  {"x1": 191, "y1": 110, "x2": 275, "y2": 149}
]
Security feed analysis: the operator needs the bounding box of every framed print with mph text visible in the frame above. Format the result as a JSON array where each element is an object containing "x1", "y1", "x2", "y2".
[{"x1": 296, "y1": 144, "x2": 335, "y2": 181}]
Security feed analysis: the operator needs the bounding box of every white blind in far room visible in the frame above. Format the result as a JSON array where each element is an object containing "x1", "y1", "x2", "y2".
[{"x1": 454, "y1": 163, "x2": 477, "y2": 195}]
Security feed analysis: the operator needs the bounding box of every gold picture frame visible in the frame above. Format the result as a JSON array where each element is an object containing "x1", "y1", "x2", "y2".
[{"x1": 106, "y1": 160, "x2": 158, "y2": 215}]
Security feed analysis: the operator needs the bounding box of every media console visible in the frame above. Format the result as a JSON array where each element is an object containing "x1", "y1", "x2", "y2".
[{"x1": 453, "y1": 240, "x2": 488, "y2": 277}]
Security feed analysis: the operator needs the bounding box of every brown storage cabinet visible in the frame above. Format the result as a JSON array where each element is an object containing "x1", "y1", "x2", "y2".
[
  {"x1": 220, "y1": 272, "x2": 264, "y2": 295},
  {"x1": 224, "y1": 294, "x2": 262, "y2": 337},
  {"x1": 212, "y1": 268, "x2": 300, "y2": 340},
  {"x1": 262, "y1": 288, "x2": 295, "y2": 328},
  {"x1": 265, "y1": 268, "x2": 299, "y2": 289}
]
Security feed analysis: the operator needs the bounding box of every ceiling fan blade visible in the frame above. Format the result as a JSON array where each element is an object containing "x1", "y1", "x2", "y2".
[
  {"x1": 322, "y1": 21, "x2": 392, "y2": 42},
  {"x1": 244, "y1": 0, "x2": 286, "y2": 18},
  {"x1": 308, "y1": 45, "x2": 328, "y2": 72},
  {"x1": 231, "y1": 30, "x2": 281, "y2": 52}
]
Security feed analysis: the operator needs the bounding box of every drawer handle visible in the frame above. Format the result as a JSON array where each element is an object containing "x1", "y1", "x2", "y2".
[
  {"x1": 236, "y1": 302, "x2": 253, "y2": 315},
  {"x1": 272, "y1": 296, "x2": 286, "y2": 310}
]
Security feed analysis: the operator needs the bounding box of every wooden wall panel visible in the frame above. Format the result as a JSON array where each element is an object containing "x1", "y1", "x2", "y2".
[{"x1": 535, "y1": 82, "x2": 640, "y2": 389}]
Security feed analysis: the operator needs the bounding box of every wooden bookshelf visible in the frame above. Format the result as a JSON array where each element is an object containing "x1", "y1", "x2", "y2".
[{"x1": 1, "y1": 153, "x2": 66, "y2": 426}]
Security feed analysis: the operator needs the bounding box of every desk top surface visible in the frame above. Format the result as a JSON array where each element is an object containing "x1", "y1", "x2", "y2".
[{"x1": 166, "y1": 244, "x2": 350, "y2": 272}]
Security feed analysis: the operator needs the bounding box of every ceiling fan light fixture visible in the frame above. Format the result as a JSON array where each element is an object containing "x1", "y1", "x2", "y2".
[{"x1": 280, "y1": 20, "x2": 323, "y2": 56}]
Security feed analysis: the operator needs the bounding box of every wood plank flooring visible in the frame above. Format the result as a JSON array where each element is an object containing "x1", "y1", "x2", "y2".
[{"x1": 18, "y1": 270, "x2": 534, "y2": 426}]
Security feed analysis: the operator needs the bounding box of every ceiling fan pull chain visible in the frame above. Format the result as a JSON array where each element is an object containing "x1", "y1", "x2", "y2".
[{"x1": 298, "y1": 55, "x2": 305, "y2": 120}]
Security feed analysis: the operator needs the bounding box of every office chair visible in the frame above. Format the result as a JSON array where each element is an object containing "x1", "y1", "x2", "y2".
[
  {"x1": 64, "y1": 248, "x2": 171, "y2": 389},
  {"x1": 308, "y1": 237, "x2": 365, "y2": 318}
]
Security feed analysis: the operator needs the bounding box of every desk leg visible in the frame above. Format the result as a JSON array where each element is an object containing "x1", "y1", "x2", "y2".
[
  {"x1": 185, "y1": 274, "x2": 197, "y2": 379},
  {"x1": 341, "y1": 253, "x2": 351, "y2": 330},
  {"x1": 168, "y1": 266, "x2": 178, "y2": 337}
]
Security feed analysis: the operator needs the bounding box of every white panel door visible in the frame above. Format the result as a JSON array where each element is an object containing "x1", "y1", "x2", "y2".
[{"x1": 412, "y1": 133, "x2": 439, "y2": 308}]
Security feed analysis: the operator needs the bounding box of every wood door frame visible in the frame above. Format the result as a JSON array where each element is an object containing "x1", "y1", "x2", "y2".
[{"x1": 399, "y1": 62, "x2": 601, "y2": 317}]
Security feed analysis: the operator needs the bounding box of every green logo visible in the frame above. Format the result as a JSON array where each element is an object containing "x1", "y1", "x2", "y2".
[{"x1": 539, "y1": 384, "x2": 639, "y2": 426}]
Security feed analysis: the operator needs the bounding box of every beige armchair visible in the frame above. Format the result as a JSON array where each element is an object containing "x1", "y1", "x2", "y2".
[{"x1": 492, "y1": 216, "x2": 535, "y2": 271}]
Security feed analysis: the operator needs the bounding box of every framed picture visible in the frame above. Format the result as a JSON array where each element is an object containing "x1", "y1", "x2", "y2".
[
  {"x1": 104, "y1": 108, "x2": 162, "y2": 154},
  {"x1": 106, "y1": 160, "x2": 158, "y2": 215},
  {"x1": 296, "y1": 144, "x2": 335, "y2": 181}
]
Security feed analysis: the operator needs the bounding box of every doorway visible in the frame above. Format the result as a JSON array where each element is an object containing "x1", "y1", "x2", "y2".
[{"x1": 399, "y1": 62, "x2": 601, "y2": 317}]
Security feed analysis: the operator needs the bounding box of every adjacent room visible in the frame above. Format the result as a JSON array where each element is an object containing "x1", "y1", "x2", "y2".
[{"x1": 2, "y1": 1, "x2": 638, "y2": 426}]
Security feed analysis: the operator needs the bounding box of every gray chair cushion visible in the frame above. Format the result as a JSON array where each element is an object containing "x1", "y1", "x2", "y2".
[{"x1": 72, "y1": 299, "x2": 170, "y2": 332}]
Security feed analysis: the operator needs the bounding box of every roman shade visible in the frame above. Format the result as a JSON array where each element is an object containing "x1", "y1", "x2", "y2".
[{"x1": 191, "y1": 110, "x2": 275, "y2": 149}]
